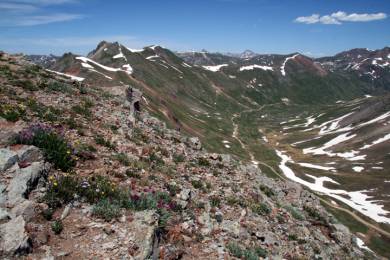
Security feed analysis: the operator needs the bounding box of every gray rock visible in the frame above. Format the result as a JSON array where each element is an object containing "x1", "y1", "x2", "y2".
[
  {"x1": 178, "y1": 188, "x2": 191, "y2": 201},
  {"x1": 0, "y1": 216, "x2": 32, "y2": 256},
  {"x1": 128, "y1": 210, "x2": 158, "y2": 260},
  {"x1": 0, "y1": 208, "x2": 10, "y2": 222},
  {"x1": 60, "y1": 204, "x2": 71, "y2": 220},
  {"x1": 10, "y1": 200, "x2": 36, "y2": 222},
  {"x1": 16, "y1": 146, "x2": 42, "y2": 163},
  {"x1": 7, "y1": 161, "x2": 48, "y2": 206},
  {"x1": 222, "y1": 220, "x2": 240, "y2": 237},
  {"x1": 187, "y1": 137, "x2": 201, "y2": 150},
  {"x1": 0, "y1": 148, "x2": 18, "y2": 172}
]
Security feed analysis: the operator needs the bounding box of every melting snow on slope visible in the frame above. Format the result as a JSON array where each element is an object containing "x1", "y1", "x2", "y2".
[
  {"x1": 202, "y1": 64, "x2": 228, "y2": 72},
  {"x1": 239, "y1": 65, "x2": 273, "y2": 71},
  {"x1": 76, "y1": 56, "x2": 133, "y2": 75},
  {"x1": 275, "y1": 150, "x2": 390, "y2": 224},
  {"x1": 356, "y1": 238, "x2": 373, "y2": 253},
  {"x1": 352, "y1": 166, "x2": 364, "y2": 172},
  {"x1": 46, "y1": 69, "x2": 85, "y2": 82},
  {"x1": 280, "y1": 54, "x2": 299, "y2": 76},
  {"x1": 357, "y1": 111, "x2": 390, "y2": 128},
  {"x1": 360, "y1": 133, "x2": 390, "y2": 150},
  {"x1": 297, "y1": 163, "x2": 336, "y2": 171}
]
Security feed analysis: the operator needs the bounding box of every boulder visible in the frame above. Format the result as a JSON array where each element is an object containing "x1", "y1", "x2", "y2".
[
  {"x1": 128, "y1": 210, "x2": 158, "y2": 260},
  {"x1": 7, "y1": 161, "x2": 48, "y2": 206},
  {"x1": 0, "y1": 216, "x2": 32, "y2": 256},
  {"x1": 0, "y1": 148, "x2": 18, "y2": 172},
  {"x1": 187, "y1": 137, "x2": 201, "y2": 150}
]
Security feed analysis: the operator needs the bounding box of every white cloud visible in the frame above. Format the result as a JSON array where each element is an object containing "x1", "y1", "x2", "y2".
[
  {"x1": 15, "y1": 13, "x2": 83, "y2": 26},
  {"x1": 331, "y1": 11, "x2": 387, "y2": 22},
  {"x1": 295, "y1": 11, "x2": 387, "y2": 25},
  {"x1": 295, "y1": 14, "x2": 320, "y2": 24},
  {"x1": 0, "y1": 0, "x2": 82, "y2": 26}
]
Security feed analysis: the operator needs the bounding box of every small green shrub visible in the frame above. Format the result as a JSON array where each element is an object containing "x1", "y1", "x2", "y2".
[
  {"x1": 0, "y1": 104, "x2": 26, "y2": 122},
  {"x1": 251, "y1": 202, "x2": 272, "y2": 216},
  {"x1": 94, "y1": 135, "x2": 116, "y2": 150},
  {"x1": 191, "y1": 179, "x2": 203, "y2": 190},
  {"x1": 198, "y1": 157, "x2": 210, "y2": 167},
  {"x1": 227, "y1": 242, "x2": 243, "y2": 258},
  {"x1": 210, "y1": 195, "x2": 221, "y2": 208},
  {"x1": 47, "y1": 81, "x2": 73, "y2": 93},
  {"x1": 227, "y1": 242, "x2": 267, "y2": 259},
  {"x1": 173, "y1": 153, "x2": 185, "y2": 163},
  {"x1": 113, "y1": 153, "x2": 131, "y2": 166},
  {"x1": 149, "y1": 153, "x2": 164, "y2": 166},
  {"x1": 284, "y1": 205, "x2": 305, "y2": 221},
  {"x1": 42, "y1": 208, "x2": 54, "y2": 220},
  {"x1": 288, "y1": 234, "x2": 298, "y2": 241},
  {"x1": 14, "y1": 79, "x2": 37, "y2": 91},
  {"x1": 92, "y1": 199, "x2": 121, "y2": 221},
  {"x1": 51, "y1": 220, "x2": 63, "y2": 234},
  {"x1": 260, "y1": 185, "x2": 275, "y2": 197},
  {"x1": 72, "y1": 98, "x2": 94, "y2": 118},
  {"x1": 125, "y1": 169, "x2": 141, "y2": 179},
  {"x1": 15, "y1": 124, "x2": 75, "y2": 171}
]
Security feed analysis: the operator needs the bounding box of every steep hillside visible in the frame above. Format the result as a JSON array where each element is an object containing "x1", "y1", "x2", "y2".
[{"x1": 1, "y1": 52, "x2": 378, "y2": 259}]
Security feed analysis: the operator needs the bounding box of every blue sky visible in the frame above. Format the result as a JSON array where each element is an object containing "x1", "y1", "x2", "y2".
[{"x1": 0, "y1": 0, "x2": 389, "y2": 56}]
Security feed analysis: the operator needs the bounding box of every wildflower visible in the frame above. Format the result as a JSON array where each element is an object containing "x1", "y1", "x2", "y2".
[
  {"x1": 49, "y1": 176, "x2": 54, "y2": 181},
  {"x1": 53, "y1": 182, "x2": 58, "y2": 186},
  {"x1": 81, "y1": 181, "x2": 90, "y2": 189},
  {"x1": 66, "y1": 150, "x2": 71, "y2": 154}
]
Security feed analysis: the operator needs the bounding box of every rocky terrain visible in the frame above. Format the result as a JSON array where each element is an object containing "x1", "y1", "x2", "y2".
[{"x1": 0, "y1": 51, "x2": 379, "y2": 259}]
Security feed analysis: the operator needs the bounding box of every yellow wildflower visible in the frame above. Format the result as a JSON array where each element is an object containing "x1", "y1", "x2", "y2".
[{"x1": 53, "y1": 182, "x2": 58, "y2": 186}]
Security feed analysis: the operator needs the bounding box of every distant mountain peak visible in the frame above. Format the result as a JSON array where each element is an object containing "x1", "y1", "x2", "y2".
[{"x1": 240, "y1": 49, "x2": 257, "y2": 59}]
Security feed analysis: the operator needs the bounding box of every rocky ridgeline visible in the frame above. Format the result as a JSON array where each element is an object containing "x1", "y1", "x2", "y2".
[{"x1": 0, "y1": 52, "x2": 370, "y2": 259}]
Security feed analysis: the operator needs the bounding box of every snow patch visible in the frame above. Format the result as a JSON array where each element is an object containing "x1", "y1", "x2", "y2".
[
  {"x1": 202, "y1": 64, "x2": 228, "y2": 72},
  {"x1": 298, "y1": 163, "x2": 336, "y2": 171},
  {"x1": 352, "y1": 166, "x2": 364, "y2": 172},
  {"x1": 239, "y1": 65, "x2": 273, "y2": 71},
  {"x1": 276, "y1": 150, "x2": 390, "y2": 224},
  {"x1": 280, "y1": 54, "x2": 299, "y2": 76},
  {"x1": 46, "y1": 69, "x2": 84, "y2": 82}
]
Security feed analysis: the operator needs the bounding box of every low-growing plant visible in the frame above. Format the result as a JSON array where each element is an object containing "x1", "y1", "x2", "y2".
[
  {"x1": 15, "y1": 124, "x2": 75, "y2": 171},
  {"x1": 260, "y1": 184, "x2": 275, "y2": 197},
  {"x1": 210, "y1": 195, "x2": 221, "y2": 208},
  {"x1": 72, "y1": 97, "x2": 94, "y2": 118},
  {"x1": 92, "y1": 199, "x2": 121, "y2": 221},
  {"x1": 125, "y1": 168, "x2": 141, "y2": 179},
  {"x1": 191, "y1": 179, "x2": 203, "y2": 190},
  {"x1": 51, "y1": 220, "x2": 63, "y2": 234},
  {"x1": 227, "y1": 242, "x2": 267, "y2": 259},
  {"x1": 113, "y1": 153, "x2": 131, "y2": 166},
  {"x1": 251, "y1": 202, "x2": 272, "y2": 216},
  {"x1": 47, "y1": 81, "x2": 73, "y2": 93},
  {"x1": 42, "y1": 208, "x2": 54, "y2": 220},
  {"x1": 94, "y1": 134, "x2": 116, "y2": 150},
  {"x1": 173, "y1": 153, "x2": 185, "y2": 163},
  {"x1": 198, "y1": 157, "x2": 210, "y2": 167},
  {"x1": 0, "y1": 104, "x2": 25, "y2": 122},
  {"x1": 284, "y1": 205, "x2": 305, "y2": 221},
  {"x1": 13, "y1": 79, "x2": 37, "y2": 91}
]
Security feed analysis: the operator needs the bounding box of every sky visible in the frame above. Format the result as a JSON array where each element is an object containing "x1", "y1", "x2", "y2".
[{"x1": 0, "y1": 0, "x2": 389, "y2": 57}]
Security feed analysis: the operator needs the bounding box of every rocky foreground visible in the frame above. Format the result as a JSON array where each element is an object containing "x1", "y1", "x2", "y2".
[{"x1": 0, "y1": 52, "x2": 373, "y2": 259}]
